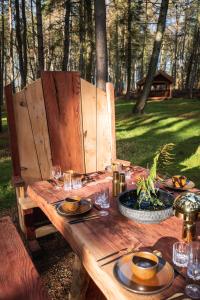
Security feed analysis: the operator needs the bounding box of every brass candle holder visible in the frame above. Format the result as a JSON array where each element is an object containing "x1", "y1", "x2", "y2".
[{"x1": 173, "y1": 192, "x2": 200, "y2": 243}]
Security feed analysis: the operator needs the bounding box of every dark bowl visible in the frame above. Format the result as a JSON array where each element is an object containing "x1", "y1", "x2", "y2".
[{"x1": 118, "y1": 189, "x2": 174, "y2": 224}]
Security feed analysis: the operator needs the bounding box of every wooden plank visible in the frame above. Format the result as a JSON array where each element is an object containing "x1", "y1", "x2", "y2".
[
  {"x1": 80, "y1": 79, "x2": 97, "y2": 173},
  {"x1": 106, "y1": 83, "x2": 116, "y2": 161},
  {"x1": 0, "y1": 216, "x2": 49, "y2": 300},
  {"x1": 97, "y1": 87, "x2": 112, "y2": 170},
  {"x1": 13, "y1": 90, "x2": 42, "y2": 183},
  {"x1": 35, "y1": 224, "x2": 57, "y2": 238},
  {"x1": 41, "y1": 71, "x2": 85, "y2": 173},
  {"x1": 27, "y1": 169, "x2": 192, "y2": 300},
  {"x1": 4, "y1": 85, "x2": 21, "y2": 176},
  {"x1": 25, "y1": 79, "x2": 52, "y2": 180}
]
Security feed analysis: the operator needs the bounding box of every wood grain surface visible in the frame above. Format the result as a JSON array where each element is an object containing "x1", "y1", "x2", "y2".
[
  {"x1": 13, "y1": 89, "x2": 42, "y2": 183},
  {"x1": 0, "y1": 217, "x2": 49, "y2": 300},
  {"x1": 27, "y1": 167, "x2": 199, "y2": 300},
  {"x1": 80, "y1": 79, "x2": 97, "y2": 173},
  {"x1": 41, "y1": 71, "x2": 85, "y2": 173},
  {"x1": 25, "y1": 79, "x2": 52, "y2": 180},
  {"x1": 4, "y1": 85, "x2": 21, "y2": 177},
  {"x1": 96, "y1": 87, "x2": 112, "y2": 170},
  {"x1": 106, "y1": 83, "x2": 116, "y2": 162}
]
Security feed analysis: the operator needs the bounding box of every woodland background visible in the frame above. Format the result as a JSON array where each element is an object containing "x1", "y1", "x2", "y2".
[{"x1": 0, "y1": 0, "x2": 199, "y2": 128}]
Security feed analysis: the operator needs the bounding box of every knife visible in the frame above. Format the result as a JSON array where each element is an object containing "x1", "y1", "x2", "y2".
[{"x1": 69, "y1": 214, "x2": 101, "y2": 224}]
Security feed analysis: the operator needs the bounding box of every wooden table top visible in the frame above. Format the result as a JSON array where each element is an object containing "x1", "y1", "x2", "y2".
[{"x1": 27, "y1": 168, "x2": 200, "y2": 300}]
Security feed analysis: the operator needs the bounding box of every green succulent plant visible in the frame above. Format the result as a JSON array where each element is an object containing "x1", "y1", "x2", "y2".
[{"x1": 136, "y1": 143, "x2": 175, "y2": 209}]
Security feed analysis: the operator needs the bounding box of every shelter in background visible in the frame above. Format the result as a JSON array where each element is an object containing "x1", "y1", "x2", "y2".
[{"x1": 137, "y1": 70, "x2": 173, "y2": 99}]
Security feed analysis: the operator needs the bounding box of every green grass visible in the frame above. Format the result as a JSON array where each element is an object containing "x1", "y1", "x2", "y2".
[
  {"x1": 116, "y1": 98, "x2": 200, "y2": 187},
  {"x1": 0, "y1": 111, "x2": 15, "y2": 210}
]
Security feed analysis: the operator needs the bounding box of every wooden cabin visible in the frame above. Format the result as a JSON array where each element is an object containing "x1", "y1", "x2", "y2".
[{"x1": 137, "y1": 70, "x2": 173, "y2": 99}]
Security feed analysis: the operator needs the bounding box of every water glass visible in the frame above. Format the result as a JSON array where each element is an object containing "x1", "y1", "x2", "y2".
[
  {"x1": 63, "y1": 172, "x2": 72, "y2": 191},
  {"x1": 94, "y1": 188, "x2": 110, "y2": 209},
  {"x1": 72, "y1": 175, "x2": 83, "y2": 189},
  {"x1": 51, "y1": 165, "x2": 62, "y2": 180},
  {"x1": 51, "y1": 165, "x2": 62, "y2": 189},
  {"x1": 100, "y1": 188, "x2": 110, "y2": 209},
  {"x1": 187, "y1": 242, "x2": 200, "y2": 280},
  {"x1": 173, "y1": 242, "x2": 189, "y2": 267},
  {"x1": 185, "y1": 241, "x2": 200, "y2": 299}
]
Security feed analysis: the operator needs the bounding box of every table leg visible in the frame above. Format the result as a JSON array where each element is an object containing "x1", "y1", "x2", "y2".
[{"x1": 69, "y1": 254, "x2": 90, "y2": 300}]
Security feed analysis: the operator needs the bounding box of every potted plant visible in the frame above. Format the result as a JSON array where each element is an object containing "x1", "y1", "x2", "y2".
[{"x1": 118, "y1": 143, "x2": 175, "y2": 224}]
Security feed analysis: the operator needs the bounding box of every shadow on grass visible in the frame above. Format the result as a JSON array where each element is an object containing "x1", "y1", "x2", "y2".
[
  {"x1": 117, "y1": 133, "x2": 200, "y2": 188},
  {"x1": 0, "y1": 158, "x2": 15, "y2": 210}
]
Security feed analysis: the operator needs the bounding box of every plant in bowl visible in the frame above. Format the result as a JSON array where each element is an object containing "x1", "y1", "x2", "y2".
[{"x1": 118, "y1": 143, "x2": 176, "y2": 224}]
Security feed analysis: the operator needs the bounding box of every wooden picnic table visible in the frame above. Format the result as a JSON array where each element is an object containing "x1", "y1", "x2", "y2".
[{"x1": 27, "y1": 167, "x2": 200, "y2": 300}]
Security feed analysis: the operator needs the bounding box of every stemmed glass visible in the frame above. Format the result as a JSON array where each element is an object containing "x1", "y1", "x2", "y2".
[
  {"x1": 51, "y1": 165, "x2": 62, "y2": 189},
  {"x1": 185, "y1": 241, "x2": 200, "y2": 299}
]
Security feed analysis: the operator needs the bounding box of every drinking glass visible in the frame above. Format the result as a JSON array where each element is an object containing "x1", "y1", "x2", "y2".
[
  {"x1": 173, "y1": 242, "x2": 189, "y2": 267},
  {"x1": 185, "y1": 241, "x2": 200, "y2": 299},
  {"x1": 63, "y1": 172, "x2": 72, "y2": 191},
  {"x1": 72, "y1": 175, "x2": 83, "y2": 189},
  {"x1": 51, "y1": 165, "x2": 62, "y2": 189},
  {"x1": 94, "y1": 188, "x2": 110, "y2": 215},
  {"x1": 100, "y1": 188, "x2": 110, "y2": 209}
]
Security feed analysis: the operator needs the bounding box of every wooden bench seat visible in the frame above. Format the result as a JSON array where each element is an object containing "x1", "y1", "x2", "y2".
[{"x1": 0, "y1": 216, "x2": 50, "y2": 300}]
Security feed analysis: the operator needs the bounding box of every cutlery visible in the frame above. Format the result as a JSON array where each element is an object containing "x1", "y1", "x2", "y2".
[
  {"x1": 68, "y1": 211, "x2": 105, "y2": 224},
  {"x1": 100, "y1": 249, "x2": 136, "y2": 267},
  {"x1": 97, "y1": 247, "x2": 128, "y2": 262},
  {"x1": 69, "y1": 215, "x2": 101, "y2": 224}
]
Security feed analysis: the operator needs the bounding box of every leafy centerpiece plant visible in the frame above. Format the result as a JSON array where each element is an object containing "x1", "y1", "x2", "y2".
[{"x1": 136, "y1": 143, "x2": 175, "y2": 210}]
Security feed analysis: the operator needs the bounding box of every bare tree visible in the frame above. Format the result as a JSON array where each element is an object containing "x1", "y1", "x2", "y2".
[
  {"x1": 62, "y1": 0, "x2": 71, "y2": 71},
  {"x1": 15, "y1": 0, "x2": 26, "y2": 87},
  {"x1": 36, "y1": 0, "x2": 44, "y2": 75},
  {"x1": 0, "y1": 0, "x2": 5, "y2": 132},
  {"x1": 133, "y1": 0, "x2": 169, "y2": 114},
  {"x1": 126, "y1": 0, "x2": 132, "y2": 99},
  {"x1": 94, "y1": 0, "x2": 108, "y2": 91}
]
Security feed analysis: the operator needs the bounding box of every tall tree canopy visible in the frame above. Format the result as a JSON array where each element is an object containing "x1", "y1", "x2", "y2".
[{"x1": 0, "y1": 0, "x2": 199, "y2": 130}]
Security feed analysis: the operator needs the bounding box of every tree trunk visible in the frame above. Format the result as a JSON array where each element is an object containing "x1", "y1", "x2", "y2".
[
  {"x1": 21, "y1": 0, "x2": 27, "y2": 85},
  {"x1": 94, "y1": 0, "x2": 108, "y2": 91},
  {"x1": 8, "y1": 0, "x2": 15, "y2": 88},
  {"x1": 79, "y1": 0, "x2": 85, "y2": 77},
  {"x1": 133, "y1": 0, "x2": 169, "y2": 114},
  {"x1": 15, "y1": 0, "x2": 26, "y2": 88},
  {"x1": 0, "y1": 0, "x2": 5, "y2": 132},
  {"x1": 62, "y1": 0, "x2": 71, "y2": 71},
  {"x1": 31, "y1": 0, "x2": 37, "y2": 79},
  {"x1": 114, "y1": 18, "x2": 120, "y2": 95},
  {"x1": 126, "y1": 0, "x2": 132, "y2": 99},
  {"x1": 85, "y1": 0, "x2": 94, "y2": 82},
  {"x1": 36, "y1": 0, "x2": 44, "y2": 76}
]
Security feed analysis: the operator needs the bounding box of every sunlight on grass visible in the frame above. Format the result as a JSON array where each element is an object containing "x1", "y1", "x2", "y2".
[{"x1": 116, "y1": 98, "x2": 200, "y2": 187}]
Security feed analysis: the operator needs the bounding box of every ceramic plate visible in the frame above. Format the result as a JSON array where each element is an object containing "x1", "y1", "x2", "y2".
[
  {"x1": 113, "y1": 254, "x2": 174, "y2": 295},
  {"x1": 164, "y1": 179, "x2": 195, "y2": 191},
  {"x1": 56, "y1": 198, "x2": 93, "y2": 216}
]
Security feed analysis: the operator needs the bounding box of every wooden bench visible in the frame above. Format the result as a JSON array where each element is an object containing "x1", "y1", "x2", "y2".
[{"x1": 0, "y1": 216, "x2": 50, "y2": 300}]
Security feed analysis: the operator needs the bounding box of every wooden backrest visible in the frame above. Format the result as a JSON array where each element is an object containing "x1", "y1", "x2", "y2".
[{"x1": 5, "y1": 72, "x2": 116, "y2": 184}]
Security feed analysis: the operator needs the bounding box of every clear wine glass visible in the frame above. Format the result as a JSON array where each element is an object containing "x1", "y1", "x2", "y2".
[
  {"x1": 185, "y1": 241, "x2": 200, "y2": 299},
  {"x1": 51, "y1": 165, "x2": 62, "y2": 189}
]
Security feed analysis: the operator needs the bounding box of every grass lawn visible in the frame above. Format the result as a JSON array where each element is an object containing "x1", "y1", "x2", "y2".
[
  {"x1": 0, "y1": 111, "x2": 15, "y2": 210},
  {"x1": 116, "y1": 98, "x2": 200, "y2": 187}
]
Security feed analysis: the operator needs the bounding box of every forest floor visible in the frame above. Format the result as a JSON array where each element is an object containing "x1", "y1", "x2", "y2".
[{"x1": 0, "y1": 97, "x2": 199, "y2": 299}]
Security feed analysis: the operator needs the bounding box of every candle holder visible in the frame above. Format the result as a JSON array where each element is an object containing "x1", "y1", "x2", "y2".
[{"x1": 173, "y1": 192, "x2": 200, "y2": 242}]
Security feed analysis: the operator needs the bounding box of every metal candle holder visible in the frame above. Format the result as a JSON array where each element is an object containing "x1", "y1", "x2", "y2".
[{"x1": 173, "y1": 192, "x2": 200, "y2": 243}]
